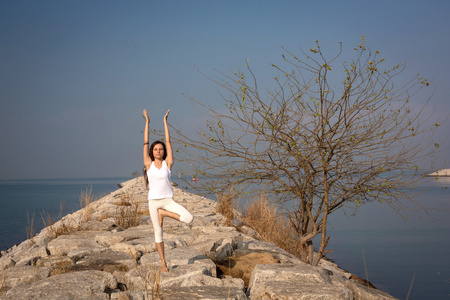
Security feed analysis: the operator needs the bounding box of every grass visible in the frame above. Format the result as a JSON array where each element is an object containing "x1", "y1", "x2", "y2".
[
  {"x1": 141, "y1": 262, "x2": 162, "y2": 300},
  {"x1": 30, "y1": 185, "x2": 145, "y2": 239},
  {"x1": 79, "y1": 187, "x2": 95, "y2": 223},
  {"x1": 132, "y1": 245, "x2": 163, "y2": 300},
  {"x1": 40, "y1": 201, "x2": 77, "y2": 238},
  {"x1": 40, "y1": 187, "x2": 97, "y2": 238},
  {"x1": 240, "y1": 194, "x2": 302, "y2": 257},
  {"x1": 26, "y1": 211, "x2": 36, "y2": 241},
  {"x1": 217, "y1": 187, "x2": 239, "y2": 226},
  {"x1": 114, "y1": 193, "x2": 143, "y2": 229},
  {"x1": 406, "y1": 271, "x2": 416, "y2": 300}
]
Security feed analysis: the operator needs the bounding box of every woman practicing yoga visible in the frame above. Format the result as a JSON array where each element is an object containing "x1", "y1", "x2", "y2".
[{"x1": 142, "y1": 108, "x2": 193, "y2": 272}]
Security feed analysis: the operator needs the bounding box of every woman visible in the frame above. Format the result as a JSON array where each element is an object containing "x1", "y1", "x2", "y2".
[{"x1": 143, "y1": 108, "x2": 193, "y2": 272}]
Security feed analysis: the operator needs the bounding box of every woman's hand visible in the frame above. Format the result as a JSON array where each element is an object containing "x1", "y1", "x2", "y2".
[
  {"x1": 164, "y1": 109, "x2": 170, "y2": 123},
  {"x1": 143, "y1": 109, "x2": 150, "y2": 123}
]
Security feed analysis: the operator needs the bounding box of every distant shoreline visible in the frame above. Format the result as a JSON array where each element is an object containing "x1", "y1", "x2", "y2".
[{"x1": 426, "y1": 168, "x2": 450, "y2": 177}]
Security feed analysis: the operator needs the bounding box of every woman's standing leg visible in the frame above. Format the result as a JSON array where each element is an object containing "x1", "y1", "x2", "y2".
[{"x1": 148, "y1": 200, "x2": 169, "y2": 272}]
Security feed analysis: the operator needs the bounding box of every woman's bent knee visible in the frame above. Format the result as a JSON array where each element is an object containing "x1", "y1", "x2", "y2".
[{"x1": 181, "y1": 213, "x2": 194, "y2": 224}]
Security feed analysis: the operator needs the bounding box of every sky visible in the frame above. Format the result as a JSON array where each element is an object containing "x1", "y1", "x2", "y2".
[{"x1": 1, "y1": 0, "x2": 450, "y2": 179}]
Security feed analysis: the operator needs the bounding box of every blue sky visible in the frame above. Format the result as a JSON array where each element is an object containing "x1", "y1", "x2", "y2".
[{"x1": 1, "y1": 0, "x2": 449, "y2": 179}]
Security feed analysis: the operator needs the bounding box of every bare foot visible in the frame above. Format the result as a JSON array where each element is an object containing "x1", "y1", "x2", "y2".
[
  {"x1": 158, "y1": 208, "x2": 164, "y2": 227},
  {"x1": 161, "y1": 260, "x2": 169, "y2": 272}
]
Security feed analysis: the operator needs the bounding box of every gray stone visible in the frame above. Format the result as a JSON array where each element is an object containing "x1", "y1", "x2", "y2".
[
  {"x1": 2, "y1": 270, "x2": 117, "y2": 300},
  {"x1": 126, "y1": 237, "x2": 156, "y2": 253},
  {"x1": 124, "y1": 264, "x2": 210, "y2": 291},
  {"x1": 35, "y1": 255, "x2": 73, "y2": 268},
  {"x1": 247, "y1": 263, "x2": 353, "y2": 299},
  {"x1": 239, "y1": 225, "x2": 260, "y2": 239},
  {"x1": 140, "y1": 245, "x2": 217, "y2": 277},
  {"x1": 111, "y1": 242, "x2": 141, "y2": 259},
  {"x1": 47, "y1": 232, "x2": 104, "y2": 256},
  {"x1": 0, "y1": 265, "x2": 50, "y2": 291},
  {"x1": 67, "y1": 247, "x2": 103, "y2": 262},
  {"x1": 0, "y1": 257, "x2": 16, "y2": 270},
  {"x1": 14, "y1": 245, "x2": 49, "y2": 266},
  {"x1": 159, "y1": 286, "x2": 247, "y2": 300},
  {"x1": 345, "y1": 280, "x2": 399, "y2": 300},
  {"x1": 159, "y1": 264, "x2": 218, "y2": 288},
  {"x1": 32, "y1": 233, "x2": 52, "y2": 248},
  {"x1": 95, "y1": 232, "x2": 127, "y2": 247},
  {"x1": 236, "y1": 239, "x2": 304, "y2": 264},
  {"x1": 70, "y1": 250, "x2": 136, "y2": 273},
  {"x1": 95, "y1": 225, "x2": 152, "y2": 248},
  {"x1": 250, "y1": 281, "x2": 353, "y2": 299},
  {"x1": 215, "y1": 237, "x2": 235, "y2": 261},
  {"x1": 80, "y1": 220, "x2": 114, "y2": 231},
  {"x1": 232, "y1": 219, "x2": 243, "y2": 227}
]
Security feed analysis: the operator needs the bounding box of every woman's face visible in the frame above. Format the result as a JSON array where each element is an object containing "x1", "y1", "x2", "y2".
[{"x1": 153, "y1": 143, "x2": 165, "y2": 159}]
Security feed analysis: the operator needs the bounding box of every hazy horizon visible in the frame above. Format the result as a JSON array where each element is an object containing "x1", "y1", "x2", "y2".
[{"x1": 1, "y1": 1, "x2": 450, "y2": 180}]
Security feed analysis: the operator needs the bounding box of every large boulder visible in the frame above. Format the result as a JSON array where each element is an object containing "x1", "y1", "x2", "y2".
[
  {"x1": 247, "y1": 263, "x2": 353, "y2": 299},
  {"x1": 2, "y1": 270, "x2": 117, "y2": 300},
  {"x1": 47, "y1": 232, "x2": 104, "y2": 256}
]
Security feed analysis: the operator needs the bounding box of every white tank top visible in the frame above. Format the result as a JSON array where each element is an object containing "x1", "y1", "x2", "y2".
[{"x1": 147, "y1": 161, "x2": 174, "y2": 200}]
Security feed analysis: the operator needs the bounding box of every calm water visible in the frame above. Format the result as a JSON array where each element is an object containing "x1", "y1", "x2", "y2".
[
  {"x1": 320, "y1": 177, "x2": 450, "y2": 299},
  {"x1": 0, "y1": 177, "x2": 132, "y2": 252},
  {"x1": 0, "y1": 176, "x2": 449, "y2": 299}
]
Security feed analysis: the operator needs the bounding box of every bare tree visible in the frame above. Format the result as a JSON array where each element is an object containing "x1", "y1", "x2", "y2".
[{"x1": 170, "y1": 38, "x2": 440, "y2": 265}]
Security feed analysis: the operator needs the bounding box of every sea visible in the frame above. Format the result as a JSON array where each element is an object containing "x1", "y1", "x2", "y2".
[{"x1": 0, "y1": 176, "x2": 449, "y2": 299}]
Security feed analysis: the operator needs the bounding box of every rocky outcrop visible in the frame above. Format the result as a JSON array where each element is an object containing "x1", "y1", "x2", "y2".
[
  {"x1": 428, "y1": 168, "x2": 450, "y2": 176},
  {"x1": 0, "y1": 177, "x2": 397, "y2": 299}
]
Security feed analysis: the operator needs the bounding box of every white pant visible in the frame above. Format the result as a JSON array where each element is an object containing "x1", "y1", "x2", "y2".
[{"x1": 148, "y1": 197, "x2": 193, "y2": 243}]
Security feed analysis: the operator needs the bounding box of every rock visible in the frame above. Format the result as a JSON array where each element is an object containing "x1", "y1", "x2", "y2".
[
  {"x1": 80, "y1": 220, "x2": 114, "y2": 231},
  {"x1": 2, "y1": 270, "x2": 117, "y2": 300},
  {"x1": 32, "y1": 233, "x2": 52, "y2": 248},
  {"x1": 428, "y1": 168, "x2": 450, "y2": 176},
  {"x1": 115, "y1": 293, "x2": 130, "y2": 300},
  {"x1": 238, "y1": 225, "x2": 261, "y2": 239},
  {"x1": 35, "y1": 255, "x2": 73, "y2": 268},
  {"x1": 236, "y1": 239, "x2": 302, "y2": 264},
  {"x1": 247, "y1": 263, "x2": 353, "y2": 299},
  {"x1": 68, "y1": 250, "x2": 136, "y2": 273},
  {"x1": 47, "y1": 232, "x2": 103, "y2": 256},
  {"x1": 140, "y1": 245, "x2": 217, "y2": 278},
  {"x1": 215, "y1": 237, "x2": 235, "y2": 260},
  {"x1": 0, "y1": 257, "x2": 15, "y2": 269},
  {"x1": 111, "y1": 242, "x2": 141, "y2": 259},
  {"x1": 345, "y1": 280, "x2": 398, "y2": 300},
  {"x1": 0, "y1": 265, "x2": 50, "y2": 291},
  {"x1": 14, "y1": 244, "x2": 49, "y2": 266},
  {"x1": 216, "y1": 251, "x2": 279, "y2": 287},
  {"x1": 232, "y1": 219, "x2": 243, "y2": 227},
  {"x1": 159, "y1": 286, "x2": 247, "y2": 300}
]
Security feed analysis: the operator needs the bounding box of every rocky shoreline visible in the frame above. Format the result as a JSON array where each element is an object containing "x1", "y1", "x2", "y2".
[{"x1": 0, "y1": 177, "x2": 397, "y2": 299}]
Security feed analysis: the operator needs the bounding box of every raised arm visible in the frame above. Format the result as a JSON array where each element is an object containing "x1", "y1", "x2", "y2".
[
  {"x1": 163, "y1": 109, "x2": 174, "y2": 170},
  {"x1": 143, "y1": 109, "x2": 152, "y2": 170}
]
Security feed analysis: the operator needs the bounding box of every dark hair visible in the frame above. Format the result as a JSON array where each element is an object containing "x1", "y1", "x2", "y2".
[
  {"x1": 143, "y1": 140, "x2": 167, "y2": 189},
  {"x1": 149, "y1": 140, "x2": 167, "y2": 161}
]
